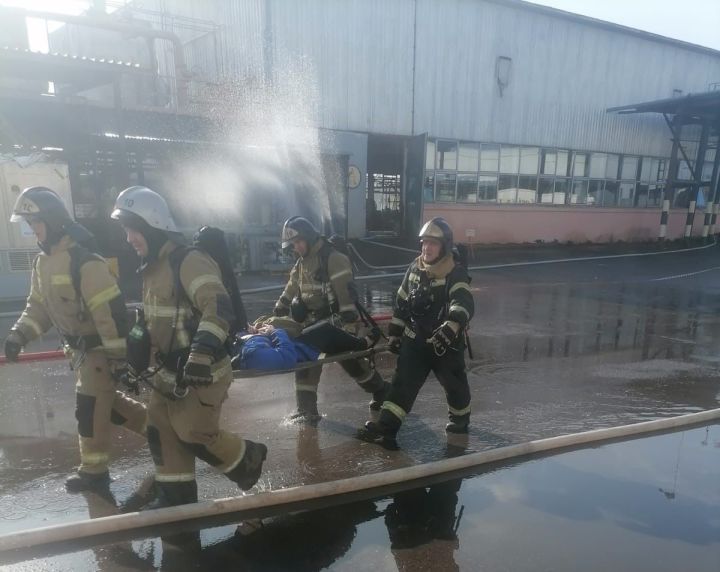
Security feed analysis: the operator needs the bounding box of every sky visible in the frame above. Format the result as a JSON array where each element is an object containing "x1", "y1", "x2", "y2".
[
  {"x1": 524, "y1": 0, "x2": 720, "y2": 50},
  {"x1": 1, "y1": 0, "x2": 719, "y2": 52}
]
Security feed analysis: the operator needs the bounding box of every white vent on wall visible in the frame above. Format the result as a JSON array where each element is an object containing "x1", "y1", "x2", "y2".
[{"x1": 8, "y1": 250, "x2": 38, "y2": 272}]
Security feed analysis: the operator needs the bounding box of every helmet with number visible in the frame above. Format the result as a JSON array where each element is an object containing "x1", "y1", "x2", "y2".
[
  {"x1": 110, "y1": 186, "x2": 178, "y2": 233},
  {"x1": 10, "y1": 186, "x2": 72, "y2": 229},
  {"x1": 281, "y1": 216, "x2": 319, "y2": 249},
  {"x1": 418, "y1": 217, "x2": 453, "y2": 256}
]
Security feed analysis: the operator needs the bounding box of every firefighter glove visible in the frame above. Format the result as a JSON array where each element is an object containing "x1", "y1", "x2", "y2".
[
  {"x1": 429, "y1": 322, "x2": 457, "y2": 356},
  {"x1": 387, "y1": 335, "x2": 402, "y2": 355},
  {"x1": 4, "y1": 330, "x2": 26, "y2": 362},
  {"x1": 108, "y1": 359, "x2": 129, "y2": 383},
  {"x1": 183, "y1": 352, "x2": 214, "y2": 386}
]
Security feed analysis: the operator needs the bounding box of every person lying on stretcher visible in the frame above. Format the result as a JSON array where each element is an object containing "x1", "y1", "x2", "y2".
[{"x1": 230, "y1": 317, "x2": 383, "y2": 371}]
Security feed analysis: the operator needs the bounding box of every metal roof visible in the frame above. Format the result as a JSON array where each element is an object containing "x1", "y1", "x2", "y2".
[
  {"x1": 0, "y1": 45, "x2": 143, "y2": 88},
  {"x1": 607, "y1": 91, "x2": 720, "y2": 119},
  {"x1": 496, "y1": 0, "x2": 720, "y2": 57}
]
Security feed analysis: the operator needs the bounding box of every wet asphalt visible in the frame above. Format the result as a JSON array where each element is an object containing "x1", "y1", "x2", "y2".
[{"x1": 1, "y1": 245, "x2": 719, "y2": 570}]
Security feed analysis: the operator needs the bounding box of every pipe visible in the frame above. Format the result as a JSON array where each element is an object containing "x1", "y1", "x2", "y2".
[
  {"x1": 6, "y1": 7, "x2": 189, "y2": 107},
  {"x1": 0, "y1": 407, "x2": 717, "y2": 552}
]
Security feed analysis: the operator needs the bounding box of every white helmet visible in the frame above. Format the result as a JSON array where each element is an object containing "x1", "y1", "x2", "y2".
[{"x1": 111, "y1": 186, "x2": 179, "y2": 233}]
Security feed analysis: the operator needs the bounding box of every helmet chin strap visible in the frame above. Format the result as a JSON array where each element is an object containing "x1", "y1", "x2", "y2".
[{"x1": 38, "y1": 222, "x2": 65, "y2": 254}]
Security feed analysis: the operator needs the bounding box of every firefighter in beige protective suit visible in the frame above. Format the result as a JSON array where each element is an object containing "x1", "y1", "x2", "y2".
[
  {"x1": 274, "y1": 216, "x2": 388, "y2": 423},
  {"x1": 111, "y1": 186, "x2": 267, "y2": 508},
  {"x1": 3, "y1": 186, "x2": 147, "y2": 492}
]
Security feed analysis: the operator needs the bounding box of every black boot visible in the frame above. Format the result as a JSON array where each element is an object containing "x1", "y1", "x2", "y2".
[
  {"x1": 143, "y1": 480, "x2": 198, "y2": 510},
  {"x1": 356, "y1": 421, "x2": 399, "y2": 451},
  {"x1": 369, "y1": 382, "x2": 391, "y2": 411},
  {"x1": 226, "y1": 440, "x2": 268, "y2": 491},
  {"x1": 446, "y1": 414, "x2": 470, "y2": 434},
  {"x1": 65, "y1": 470, "x2": 111, "y2": 493},
  {"x1": 288, "y1": 390, "x2": 321, "y2": 424}
]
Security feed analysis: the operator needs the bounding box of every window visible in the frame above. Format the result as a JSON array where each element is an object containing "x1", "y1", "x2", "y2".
[
  {"x1": 457, "y1": 173, "x2": 478, "y2": 202},
  {"x1": 588, "y1": 180, "x2": 603, "y2": 206},
  {"x1": 538, "y1": 177, "x2": 554, "y2": 203},
  {"x1": 678, "y1": 160, "x2": 692, "y2": 181},
  {"x1": 570, "y1": 179, "x2": 589, "y2": 204},
  {"x1": 635, "y1": 184, "x2": 649, "y2": 207},
  {"x1": 648, "y1": 185, "x2": 663, "y2": 207},
  {"x1": 435, "y1": 173, "x2": 456, "y2": 202},
  {"x1": 517, "y1": 175, "x2": 537, "y2": 203},
  {"x1": 572, "y1": 153, "x2": 589, "y2": 177},
  {"x1": 605, "y1": 155, "x2": 619, "y2": 179},
  {"x1": 500, "y1": 146, "x2": 520, "y2": 173},
  {"x1": 498, "y1": 174, "x2": 518, "y2": 203},
  {"x1": 555, "y1": 150, "x2": 570, "y2": 176},
  {"x1": 589, "y1": 154, "x2": 607, "y2": 178},
  {"x1": 437, "y1": 140, "x2": 457, "y2": 170},
  {"x1": 478, "y1": 175, "x2": 498, "y2": 201},
  {"x1": 640, "y1": 157, "x2": 653, "y2": 182},
  {"x1": 603, "y1": 181, "x2": 618, "y2": 206},
  {"x1": 541, "y1": 149, "x2": 557, "y2": 175},
  {"x1": 702, "y1": 161, "x2": 715, "y2": 182},
  {"x1": 618, "y1": 182, "x2": 635, "y2": 207},
  {"x1": 480, "y1": 144, "x2": 500, "y2": 172},
  {"x1": 636, "y1": 182, "x2": 664, "y2": 208},
  {"x1": 423, "y1": 172, "x2": 434, "y2": 202},
  {"x1": 620, "y1": 156, "x2": 639, "y2": 181},
  {"x1": 458, "y1": 143, "x2": 479, "y2": 171},
  {"x1": 519, "y1": 147, "x2": 539, "y2": 175},
  {"x1": 553, "y1": 179, "x2": 570, "y2": 204},
  {"x1": 425, "y1": 141, "x2": 436, "y2": 170}
]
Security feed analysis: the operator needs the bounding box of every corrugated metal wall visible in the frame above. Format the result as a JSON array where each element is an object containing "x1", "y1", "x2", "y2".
[
  {"x1": 413, "y1": 0, "x2": 720, "y2": 156},
  {"x1": 143, "y1": 0, "x2": 720, "y2": 156}
]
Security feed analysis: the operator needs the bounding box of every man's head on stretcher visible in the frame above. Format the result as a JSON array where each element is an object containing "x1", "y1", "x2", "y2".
[{"x1": 230, "y1": 316, "x2": 382, "y2": 371}]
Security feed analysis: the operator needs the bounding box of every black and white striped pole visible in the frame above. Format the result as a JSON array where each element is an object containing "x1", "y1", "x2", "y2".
[
  {"x1": 659, "y1": 199, "x2": 670, "y2": 239},
  {"x1": 684, "y1": 199, "x2": 696, "y2": 238},
  {"x1": 702, "y1": 201, "x2": 714, "y2": 238}
]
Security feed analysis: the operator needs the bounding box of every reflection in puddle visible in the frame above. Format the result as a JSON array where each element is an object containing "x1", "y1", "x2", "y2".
[{"x1": 5, "y1": 424, "x2": 718, "y2": 571}]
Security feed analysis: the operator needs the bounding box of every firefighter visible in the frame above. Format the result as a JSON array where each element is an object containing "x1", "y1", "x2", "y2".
[
  {"x1": 357, "y1": 217, "x2": 474, "y2": 450},
  {"x1": 111, "y1": 186, "x2": 267, "y2": 507},
  {"x1": 3, "y1": 186, "x2": 147, "y2": 491},
  {"x1": 273, "y1": 216, "x2": 388, "y2": 423}
]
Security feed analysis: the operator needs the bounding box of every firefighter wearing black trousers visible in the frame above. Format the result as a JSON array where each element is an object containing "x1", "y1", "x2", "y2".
[
  {"x1": 274, "y1": 216, "x2": 388, "y2": 423},
  {"x1": 358, "y1": 218, "x2": 474, "y2": 450}
]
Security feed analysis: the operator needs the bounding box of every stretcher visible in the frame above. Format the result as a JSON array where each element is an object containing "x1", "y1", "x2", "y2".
[{"x1": 232, "y1": 345, "x2": 390, "y2": 379}]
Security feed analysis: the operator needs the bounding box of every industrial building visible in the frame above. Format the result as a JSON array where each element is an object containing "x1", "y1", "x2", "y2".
[{"x1": 1, "y1": 0, "x2": 719, "y2": 299}]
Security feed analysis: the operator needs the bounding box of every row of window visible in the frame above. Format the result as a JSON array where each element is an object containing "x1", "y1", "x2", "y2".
[
  {"x1": 427, "y1": 140, "x2": 669, "y2": 181},
  {"x1": 424, "y1": 140, "x2": 684, "y2": 207}
]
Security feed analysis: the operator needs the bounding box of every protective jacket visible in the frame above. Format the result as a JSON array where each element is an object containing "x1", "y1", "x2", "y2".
[
  {"x1": 274, "y1": 238, "x2": 358, "y2": 325},
  {"x1": 13, "y1": 235, "x2": 127, "y2": 358},
  {"x1": 388, "y1": 253, "x2": 474, "y2": 347},
  {"x1": 142, "y1": 241, "x2": 234, "y2": 381}
]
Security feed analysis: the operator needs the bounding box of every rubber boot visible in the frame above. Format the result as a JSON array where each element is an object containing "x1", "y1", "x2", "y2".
[
  {"x1": 445, "y1": 413, "x2": 470, "y2": 434},
  {"x1": 369, "y1": 381, "x2": 391, "y2": 411},
  {"x1": 356, "y1": 420, "x2": 399, "y2": 451},
  {"x1": 65, "y1": 470, "x2": 111, "y2": 493},
  {"x1": 143, "y1": 480, "x2": 198, "y2": 510},
  {"x1": 226, "y1": 440, "x2": 268, "y2": 491},
  {"x1": 288, "y1": 390, "x2": 322, "y2": 424}
]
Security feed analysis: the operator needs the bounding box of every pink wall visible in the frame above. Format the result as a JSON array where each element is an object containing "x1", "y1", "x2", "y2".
[{"x1": 422, "y1": 204, "x2": 709, "y2": 244}]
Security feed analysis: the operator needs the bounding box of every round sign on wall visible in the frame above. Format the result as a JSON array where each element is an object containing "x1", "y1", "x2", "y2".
[{"x1": 348, "y1": 165, "x2": 361, "y2": 189}]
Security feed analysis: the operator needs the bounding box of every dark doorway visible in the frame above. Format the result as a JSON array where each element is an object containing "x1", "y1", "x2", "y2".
[{"x1": 367, "y1": 134, "x2": 405, "y2": 235}]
